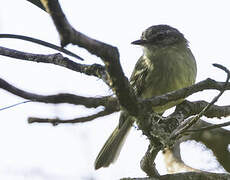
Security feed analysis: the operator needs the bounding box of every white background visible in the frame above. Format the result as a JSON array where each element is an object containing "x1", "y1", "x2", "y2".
[{"x1": 0, "y1": 0, "x2": 230, "y2": 179}]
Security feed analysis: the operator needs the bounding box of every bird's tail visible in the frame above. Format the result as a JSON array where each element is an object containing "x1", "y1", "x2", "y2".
[{"x1": 94, "y1": 114, "x2": 133, "y2": 169}]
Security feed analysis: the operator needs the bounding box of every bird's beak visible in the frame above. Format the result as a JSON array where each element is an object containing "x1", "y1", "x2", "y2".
[{"x1": 131, "y1": 39, "x2": 147, "y2": 45}]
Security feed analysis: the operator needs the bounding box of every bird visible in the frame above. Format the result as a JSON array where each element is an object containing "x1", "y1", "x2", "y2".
[{"x1": 94, "y1": 24, "x2": 197, "y2": 170}]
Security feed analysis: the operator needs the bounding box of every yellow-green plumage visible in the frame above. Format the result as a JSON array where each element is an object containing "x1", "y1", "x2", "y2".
[{"x1": 94, "y1": 25, "x2": 197, "y2": 169}]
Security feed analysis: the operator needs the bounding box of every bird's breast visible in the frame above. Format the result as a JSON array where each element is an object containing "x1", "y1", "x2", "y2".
[{"x1": 141, "y1": 47, "x2": 197, "y2": 98}]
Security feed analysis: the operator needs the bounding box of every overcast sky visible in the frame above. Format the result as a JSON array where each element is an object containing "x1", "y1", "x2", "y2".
[{"x1": 0, "y1": 0, "x2": 230, "y2": 179}]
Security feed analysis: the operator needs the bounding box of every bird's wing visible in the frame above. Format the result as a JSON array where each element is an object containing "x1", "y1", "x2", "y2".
[{"x1": 129, "y1": 56, "x2": 149, "y2": 97}]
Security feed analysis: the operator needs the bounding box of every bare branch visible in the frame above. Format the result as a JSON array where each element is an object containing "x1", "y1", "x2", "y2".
[
  {"x1": 0, "y1": 34, "x2": 83, "y2": 60},
  {"x1": 40, "y1": 0, "x2": 139, "y2": 117},
  {"x1": 186, "y1": 121, "x2": 230, "y2": 132},
  {"x1": 181, "y1": 100, "x2": 230, "y2": 118},
  {"x1": 40, "y1": 0, "x2": 118, "y2": 58},
  {"x1": 0, "y1": 77, "x2": 119, "y2": 110},
  {"x1": 122, "y1": 172, "x2": 230, "y2": 180},
  {"x1": 143, "y1": 78, "x2": 230, "y2": 109},
  {"x1": 0, "y1": 46, "x2": 107, "y2": 80},
  {"x1": 140, "y1": 145, "x2": 160, "y2": 177},
  {"x1": 26, "y1": 0, "x2": 46, "y2": 11},
  {"x1": 2, "y1": 73, "x2": 230, "y2": 119},
  {"x1": 28, "y1": 108, "x2": 113, "y2": 125}
]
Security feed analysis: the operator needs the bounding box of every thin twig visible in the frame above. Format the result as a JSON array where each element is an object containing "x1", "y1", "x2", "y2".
[
  {"x1": 143, "y1": 78, "x2": 230, "y2": 109},
  {"x1": 28, "y1": 109, "x2": 113, "y2": 125},
  {"x1": 0, "y1": 34, "x2": 83, "y2": 60},
  {"x1": 186, "y1": 121, "x2": 230, "y2": 132},
  {"x1": 0, "y1": 101, "x2": 31, "y2": 111}
]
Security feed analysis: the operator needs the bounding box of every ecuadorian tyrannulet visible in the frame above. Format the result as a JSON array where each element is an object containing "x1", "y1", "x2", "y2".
[{"x1": 94, "y1": 25, "x2": 197, "y2": 169}]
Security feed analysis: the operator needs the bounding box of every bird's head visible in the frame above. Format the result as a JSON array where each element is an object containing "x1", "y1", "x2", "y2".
[{"x1": 132, "y1": 25, "x2": 188, "y2": 48}]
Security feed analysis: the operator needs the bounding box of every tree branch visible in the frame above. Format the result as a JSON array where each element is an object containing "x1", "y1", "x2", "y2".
[
  {"x1": 0, "y1": 77, "x2": 119, "y2": 110},
  {"x1": 0, "y1": 34, "x2": 83, "y2": 60},
  {"x1": 40, "y1": 0, "x2": 139, "y2": 117},
  {"x1": 121, "y1": 172, "x2": 230, "y2": 180},
  {"x1": 0, "y1": 46, "x2": 107, "y2": 81},
  {"x1": 28, "y1": 108, "x2": 114, "y2": 125},
  {"x1": 140, "y1": 145, "x2": 160, "y2": 177},
  {"x1": 26, "y1": 0, "x2": 46, "y2": 11},
  {"x1": 1, "y1": 1, "x2": 229, "y2": 178},
  {"x1": 2, "y1": 74, "x2": 230, "y2": 121},
  {"x1": 187, "y1": 121, "x2": 230, "y2": 132},
  {"x1": 143, "y1": 78, "x2": 230, "y2": 109}
]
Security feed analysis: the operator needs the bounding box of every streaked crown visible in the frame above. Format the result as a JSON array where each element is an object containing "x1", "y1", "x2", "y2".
[{"x1": 132, "y1": 25, "x2": 187, "y2": 46}]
